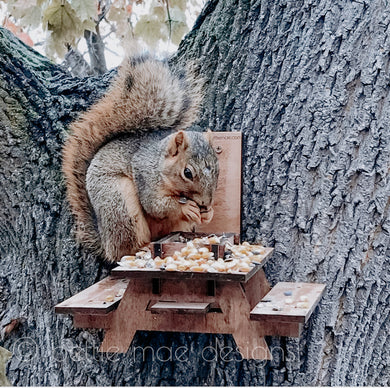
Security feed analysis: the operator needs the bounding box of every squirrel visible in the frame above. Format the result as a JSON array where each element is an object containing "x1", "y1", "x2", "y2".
[{"x1": 62, "y1": 55, "x2": 219, "y2": 262}]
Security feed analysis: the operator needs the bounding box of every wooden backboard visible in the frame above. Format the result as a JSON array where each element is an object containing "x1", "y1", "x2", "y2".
[{"x1": 196, "y1": 132, "x2": 242, "y2": 235}]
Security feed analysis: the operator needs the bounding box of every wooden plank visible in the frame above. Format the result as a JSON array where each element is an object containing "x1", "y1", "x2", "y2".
[
  {"x1": 197, "y1": 132, "x2": 242, "y2": 235},
  {"x1": 150, "y1": 301, "x2": 210, "y2": 314},
  {"x1": 241, "y1": 268, "x2": 271, "y2": 310},
  {"x1": 112, "y1": 266, "x2": 252, "y2": 282},
  {"x1": 73, "y1": 312, "x2": 113, "y2": 329},
  {"x1": 250, "y1": 282, "x2": 326, "y2": 324},
  {"x1": 112, "y1": 247, "x2": 274, "y2": 283},
  {"x1": 55, "y1": 276, "x2": 130, "y2": 315},
  {"x1": 258, "y1": 321, "x2": 303, "y2": 337}
]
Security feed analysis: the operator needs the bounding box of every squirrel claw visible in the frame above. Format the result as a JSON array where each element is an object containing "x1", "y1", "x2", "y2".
[
  {"x1": 181, "y1": 200, "x2": 202, "y2": 224},
  {"x1": 200, "y1": 206, "x2": 214, "y2": 224}
]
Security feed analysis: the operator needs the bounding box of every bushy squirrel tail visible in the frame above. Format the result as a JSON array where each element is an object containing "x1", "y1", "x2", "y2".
[{"x1": 62, "y1": 55, "x2": 203, "y2": 255}]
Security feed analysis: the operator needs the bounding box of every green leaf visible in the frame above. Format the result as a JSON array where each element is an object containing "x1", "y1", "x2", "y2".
[
  {"x1": 170, "y1": 0, "x2": 186, "y2": 11},
  {"x1": 106, "y1": 6, "x2": 126, "y2": 23},
  {"x1": 42, "y1": 0, "x2": 85, "y2": 57},
  {"x1": 46, "y1": 30, "x2": 67, "y2": 58},
  {"x1": 42, "y1": 0, "x2": 82, "y2": 39},
  {"x1": 167, "y1": 6, "x2": 188, "y2": 45},
  {"x1": 70, "y1": 0, "x2": 96, "y2": 22},
  {"x1": 152, "y1": 4, "x2": 166, "y2": 22},
  {"x1": 134, "y1": 15, "x2": 167, "y2": 48},
  {"x1": 169, "y1": 6, "x2": 186, "y2": 24},
  {"x1": 82, "y1": 18, "x2": 96, "y2": 32},
  {"x1": 20, "y1": 5, "x2": 42, "y2": 28},
  {"x1": 107, "y1": 6, "x2": 131, "y2": 40},
  {"x1": 171, "y1": 21, "x2": 188, "y2": 45},
  {"x1": 6, "y1": 0, "x2": 42, "y2": 27}
]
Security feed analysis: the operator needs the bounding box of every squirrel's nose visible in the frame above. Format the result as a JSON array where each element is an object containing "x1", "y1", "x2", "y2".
[
  {"x1": 200, "y1": 194, "x2": 213, "y2": 207},
  {"x1": 193, "y1": 191, "x2": 214, "y2": 208}
]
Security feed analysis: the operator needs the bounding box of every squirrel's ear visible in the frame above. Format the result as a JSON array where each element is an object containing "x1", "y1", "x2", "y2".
[
  {"x1": 167, "y1": 130, "x2": 189, "y2": 157},
  {"x1": 204, "y1": 129, "x2": 213, "y2": 146}
]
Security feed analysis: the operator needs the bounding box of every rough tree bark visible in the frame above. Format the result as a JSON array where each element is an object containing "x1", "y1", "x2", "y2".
[{"x1": 0, "y1": 0, "x2": 389, "y2": 386}]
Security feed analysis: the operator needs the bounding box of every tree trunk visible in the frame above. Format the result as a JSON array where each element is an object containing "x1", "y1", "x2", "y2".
[{"x1": 0, "y1": 0, "x2": 389, "y2": 385}]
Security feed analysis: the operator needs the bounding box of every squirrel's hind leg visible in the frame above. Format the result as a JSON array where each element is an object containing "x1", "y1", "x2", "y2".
[{"x1": 87, "y1": 173, "x2": 151, "y2": 262}]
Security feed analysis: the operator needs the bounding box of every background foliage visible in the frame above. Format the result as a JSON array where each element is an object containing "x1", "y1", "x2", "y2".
[{"x1": 1, "y1": 0, "x2": 203, "y2": 75}]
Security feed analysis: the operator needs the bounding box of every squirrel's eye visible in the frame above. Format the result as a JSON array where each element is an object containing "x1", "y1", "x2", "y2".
[{"x1": 184, "y1": 167, "x2": 193, "y2": 180}]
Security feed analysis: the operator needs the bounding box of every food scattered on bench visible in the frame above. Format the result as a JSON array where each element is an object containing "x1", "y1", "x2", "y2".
[{"x1": 250, "y1": 282, "x2": 326, "y2": 324}]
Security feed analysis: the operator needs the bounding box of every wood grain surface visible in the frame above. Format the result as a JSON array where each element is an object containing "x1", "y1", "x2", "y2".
[{"x1": 196, "y1": 132, "x2": 242, "y2": 235}]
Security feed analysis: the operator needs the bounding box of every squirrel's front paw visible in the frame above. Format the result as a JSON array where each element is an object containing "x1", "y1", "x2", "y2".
[
  {"x1": 200, "y1": 206, "x2": 214, "y2": 224},
  {"x1": 181, "y1": 200, "x2": 202, "y2": 224}
]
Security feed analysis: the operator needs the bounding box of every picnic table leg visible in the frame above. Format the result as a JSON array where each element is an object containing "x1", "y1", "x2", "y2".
[
  {"x1": 217, "y1": 277, "x2": 272, "y2": 360},
  {"x1": 232, "y1": 328, "x2": 271, "y2": 360},
  {"x1": 100, "y1": 280, "x2": 150, "y2": 353}
]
